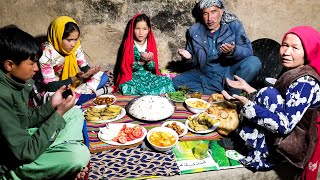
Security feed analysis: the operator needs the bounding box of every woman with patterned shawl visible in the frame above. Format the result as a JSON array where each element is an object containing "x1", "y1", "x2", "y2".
[{"x1": 223, "y1": 26, "x2": 320, "y2": 179}]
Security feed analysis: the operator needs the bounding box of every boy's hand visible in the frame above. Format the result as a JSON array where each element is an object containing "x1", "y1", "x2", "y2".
[
  {"x1": 55, "y1": 89, "x2": 76, "y2": 116},
  {"x1": 51, "y1": 85, "x2": 76, "y2": 115},
  {"x1": 51, "y1": 85, "x2": 66, "y2": 108}
]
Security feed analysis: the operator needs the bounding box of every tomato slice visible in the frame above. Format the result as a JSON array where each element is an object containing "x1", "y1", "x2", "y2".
[
  {"x1": 112, "y1": 136, "x2": 119, "y2": 142},
  {"x1": 128, "y1": 133, "x2": 137, "y2": 141},
  {"x1": 124, "y1": 127, "x2": 134, "y2": 134},
  {"x1": 120, "y1": 124, "x2": 127, "y2": 131},
  {"x1": 132, "y1": 129, "x2": 143, "y2": 138},
  {"x1": 118, "y1": 136, "x2": 127, "y2": 144},
  {"x1": 133, "y1": 125, "x2": 142, "y2": 131},
  {"x1": 126, "y1": 136, "x2": 132, "y2": 141}
]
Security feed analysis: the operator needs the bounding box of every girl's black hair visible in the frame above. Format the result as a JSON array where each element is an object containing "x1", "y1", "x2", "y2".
[
  {"x1": 133, "y1": 14, "x2": 151, "y2": 29},
  {"x1": 62, "y1": 22, "x2": 80, "y2": 39},
  {"x1": 0, "y1": 25, "x2": 42, "y2": 71}
]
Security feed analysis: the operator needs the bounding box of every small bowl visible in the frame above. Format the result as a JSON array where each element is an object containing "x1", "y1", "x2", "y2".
[
  {"x1": 147, "y1": 127, "x2": 179, "y2": 152},
  {"x1": 162, "y1": 121, "x2": 188, "y2": 137},
  {"x1": 93, "y1": 94, "x2": 116, "y2": 105},
  {"x1": 185, "y1": 98, "x2": 210, "y2": 114}
]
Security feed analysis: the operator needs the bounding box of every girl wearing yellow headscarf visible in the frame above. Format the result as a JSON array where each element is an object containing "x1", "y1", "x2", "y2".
[{"x1": 39, "y1": 16, "x2": 112, "y2": 104}]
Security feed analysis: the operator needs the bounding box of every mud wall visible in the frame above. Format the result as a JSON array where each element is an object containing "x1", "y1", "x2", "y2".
[{"x1": 0, "y1": 0, "x2": 319, "y2": 70}]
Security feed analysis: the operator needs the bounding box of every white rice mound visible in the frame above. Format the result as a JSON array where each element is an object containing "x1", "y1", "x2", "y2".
[{"x1": 128, "y1": 95, "x2": 175, "y2": 120}]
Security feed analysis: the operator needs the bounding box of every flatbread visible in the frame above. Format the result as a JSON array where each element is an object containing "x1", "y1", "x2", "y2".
[
  {"x1": 208, "y1": 93, "x2": 225, "y2": 102},
  {"x1": 206, "y1": 94, "x2": 239, "y2": 136}
]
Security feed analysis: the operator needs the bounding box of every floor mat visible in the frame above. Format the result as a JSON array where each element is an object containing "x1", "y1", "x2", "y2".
[{"x1": 89, "y1": 145, "x2": 180, "y2": 179}]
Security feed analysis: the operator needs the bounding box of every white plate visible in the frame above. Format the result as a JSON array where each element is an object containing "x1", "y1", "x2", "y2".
[
  {"x1": 162, "y1": 121, "x2": 188, "y2": 137},
  {"x1": 165, "y1": 93, "x2": 186, "y2": 103},
  {"x1": 93, "y1": 94, "x2": 116, "y2": 105},
  {"x1": 185, "y1": 113, "x2": 219, "y2": 134},
  {"x1": 126, "y1": 95, "x2": 175, "y2": 121},
  {"x1": 98, "y1": 123, "x2": 147, "y2": 146},
  {"x1": 84, "y1": 105, "x2": 126, "y2": 123}
]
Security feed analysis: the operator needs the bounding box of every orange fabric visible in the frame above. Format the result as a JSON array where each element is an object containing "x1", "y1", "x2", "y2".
[{"x1": 114, "y1": 14, "x2": 160, "y2": 92}]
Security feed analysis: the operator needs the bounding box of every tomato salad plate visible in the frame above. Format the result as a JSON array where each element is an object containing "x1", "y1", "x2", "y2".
[{"x1": 98, "y1": 123, "x2": 147, "y2": 145}]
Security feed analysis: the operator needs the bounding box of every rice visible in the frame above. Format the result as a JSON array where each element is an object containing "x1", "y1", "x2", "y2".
[{"x1": 128, "y1": 95, "x2": 175, "y2": 120}]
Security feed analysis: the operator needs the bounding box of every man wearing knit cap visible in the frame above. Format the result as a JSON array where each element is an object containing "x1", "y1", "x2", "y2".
[{"x1": 173, "y1": 0, "x2": 261, "y2": 95}]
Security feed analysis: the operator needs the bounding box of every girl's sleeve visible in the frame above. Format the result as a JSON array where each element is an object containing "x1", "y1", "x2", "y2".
[
  {"x1": 144, "y1": 60, "x2": 155, "y2": 70},
  {"x1": 76, "y1": 45, "x2": 89, "y2": 68},
  {"x1": 132, "y1": 61, "x2": 142, "y2": 72},
  {"x1": 39, "y1": 46, "x2": 90, "y2": 92},
  {"x1": 39, "y1": 47, "x2": 56, "y2": 85},
  {"x1": 241, "y1": 77, "x2": 319, "y2": 135}
]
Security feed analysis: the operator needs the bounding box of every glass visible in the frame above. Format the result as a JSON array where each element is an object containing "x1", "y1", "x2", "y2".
[
  {"x1": 191, "y1": 92, "x2": 202, "y2": 99},
  {"x1": 193, "y1": 141, "x2": 209, "y2": 159}
]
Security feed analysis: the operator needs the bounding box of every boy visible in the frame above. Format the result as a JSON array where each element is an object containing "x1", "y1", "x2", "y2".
[{"x1": 0, "y1": 25, "x2": 90, "y2": 179}]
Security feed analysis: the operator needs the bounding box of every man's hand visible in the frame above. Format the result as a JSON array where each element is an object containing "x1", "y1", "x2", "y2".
[
  {"x1": 178, "y1": 49, "x2": 192, "y2": 60},
  {"x1": 220, "y1": 42, "x2": 235, "y2": 54}
]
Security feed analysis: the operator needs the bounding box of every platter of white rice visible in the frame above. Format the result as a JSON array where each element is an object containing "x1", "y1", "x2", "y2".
[{"x1": 126, "y1": 95, "x2": 175, "y2": 121}]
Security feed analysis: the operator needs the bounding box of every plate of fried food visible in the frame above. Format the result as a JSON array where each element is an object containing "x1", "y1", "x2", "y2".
[
  {"x1": 162, "y1": 121, "x2": 188, "y2": 137},
  {"x1": 84, "y1": 104, "x2": 126, "y2": 123},
  {"x1": 93, "y1": 94, "x2": 116, "y2": 105},
  {"x1": 186, "y1": 112, "x2": 220, "y2": 134}
]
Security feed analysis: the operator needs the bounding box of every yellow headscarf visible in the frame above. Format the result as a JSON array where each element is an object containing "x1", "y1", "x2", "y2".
[{"x1": 47, "y1": 16, "x2": 80, "y2": 88}]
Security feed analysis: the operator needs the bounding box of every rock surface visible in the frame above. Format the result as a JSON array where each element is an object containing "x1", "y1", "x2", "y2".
[{"x1": 0, "y1": 0, "x2": 319, "y2": 71}]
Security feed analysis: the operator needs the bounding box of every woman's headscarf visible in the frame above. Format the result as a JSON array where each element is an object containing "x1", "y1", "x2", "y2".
[
  {"x1": 282, "y1": 26, "x2": 320, "y2": 75},
  {"x1": 47, "y1": 16, "x2": 80, "y2": 87},
  {"x1": 284, "y1": 26, "x2": 320, "y2": 180},
  {"x1": 198, "y1": 0, "x2": 238, "y2": 23},
  {"x1": 114, "y1": 13, "x2": 160, "y2": 92}
]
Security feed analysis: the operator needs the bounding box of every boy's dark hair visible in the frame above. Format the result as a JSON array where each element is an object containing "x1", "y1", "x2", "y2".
[
  {"x1": 62, "y1": 22, "x2": 80, "y2": 39},
  {"x1": 0, "y1": 25, "x2": 42, "y2": 71},
  {"x1": 133, "y1": 14, "x2": 151, "y2": 29}
]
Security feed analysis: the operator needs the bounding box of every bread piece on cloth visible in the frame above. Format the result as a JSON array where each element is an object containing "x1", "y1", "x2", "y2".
[
  {"x1": 208, "y1": 93, "x2": 225, "y2": 102},
  {"x1": 206, "y1": 94, "x2": 239, "y2": 136}
]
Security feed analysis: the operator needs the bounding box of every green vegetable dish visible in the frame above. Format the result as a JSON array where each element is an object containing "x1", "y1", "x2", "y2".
[{"x1": 167, "y1": 91, "x2": 187, "y2": 102}]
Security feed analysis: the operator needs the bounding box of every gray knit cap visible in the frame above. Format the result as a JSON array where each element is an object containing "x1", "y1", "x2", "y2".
[{"x1": 198, "y1": 0, "x2": 238, "y2": 23}]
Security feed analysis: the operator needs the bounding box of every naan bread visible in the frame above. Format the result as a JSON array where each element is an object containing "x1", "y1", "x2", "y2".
[
  {"x1": 208, "y1": 94, "x2": 225, "y2": 102},
  {"x1": 206, "y1": 94, "x2": 239, "y2": 136}
]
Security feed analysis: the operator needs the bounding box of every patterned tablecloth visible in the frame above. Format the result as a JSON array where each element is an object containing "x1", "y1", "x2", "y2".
[{"x1": 83, "y1": 94, "x2": 221, "y2": 153}]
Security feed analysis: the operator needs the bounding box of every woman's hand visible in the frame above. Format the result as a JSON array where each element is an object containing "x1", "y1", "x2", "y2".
[
  {"x1": 178, "y1": 49, "x2": 192, "y2": 60},
  {"x1": 226, "y1": 75, "x2": 256, "y2": 94},
  {"x1": 221, "y1": 90, "x2": 248, "y2": 106}
]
